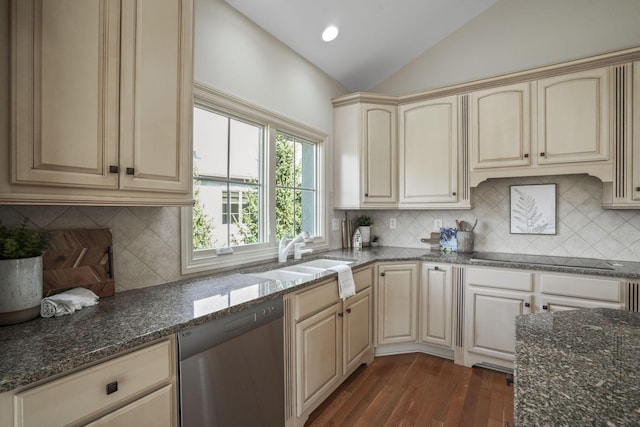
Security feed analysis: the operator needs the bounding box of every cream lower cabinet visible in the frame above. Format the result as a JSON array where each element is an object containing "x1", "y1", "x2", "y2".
[
  {"x1": 464, "y1": 267, "x2": 626, "y2": 370},
  {"x1": 419, "y1": 264, "x2": 453, "y2": 348},
  {"x1": 6, "y1": 0, "x2": 193, "y2": 205},
  {"x1": 286, "y1": 266, "x2": 374, "y2": 427},
  {"x1": 376, "y1": 262, "x2": 419, "y2": 345},
  {"x1": 537, "y1": 272, "x2": 625, "y2": 312},
  {"x1": 332, "y1": 95, "x2": 398, "y2": 209},
  {"x1": 464, "y1": 267, "x2": 534, "y2": 368},
  {"x1": 0, "y1": 337, "x2": 177, "y2": 427}
]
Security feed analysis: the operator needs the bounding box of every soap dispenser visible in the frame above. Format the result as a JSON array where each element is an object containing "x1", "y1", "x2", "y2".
[{"x1": 352, "y1": 228, "x2": 362, "y2": 249}]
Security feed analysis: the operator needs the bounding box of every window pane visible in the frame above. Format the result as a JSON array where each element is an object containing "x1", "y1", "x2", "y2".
[
  {"x1": 300, "y1": 139, "x2": 315, "y2": 189},
  {"x1": 276, "y1": 187, "x2": 299, "y2": 239},
  {"x1": 230, "y1": 184, "x2": 260, "y2": 245},
  {"x1": 193, "y1": 180, "x2": 226, "y2": 249},
  {"x1": 229, "y1": 119, "x2": 261, "y2": 183},
  {"x1": 193, "y1": 107, "x2": 228, "y2": 177},
  {"x1": 300, "y1": 189, "x2": 315, "y2": 235},
  {"x1": 276, "y1": 134, "x2": 295, "y2": 187}
]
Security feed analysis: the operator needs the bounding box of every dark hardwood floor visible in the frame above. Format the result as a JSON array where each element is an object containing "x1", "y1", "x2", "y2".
[{"x1": 305, "y1": 353, "x2": 514, "y2": 427}]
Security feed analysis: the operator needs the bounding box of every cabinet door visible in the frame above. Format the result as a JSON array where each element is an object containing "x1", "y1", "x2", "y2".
[
  {"x1": 539, "y1": 295, "x2": 624, "y2": 313},
  {"x1": 362, "y1": 104, "x2": 397, "y2": 205},
  {"x1": 343, "y1": 288, "x2": 372, "y2": 373},
  {"x1": 119, "y1": 0, "x2": 193, "y2": 193},
  {"x1": 399, "y1": 96, "x2": 458, "y2": 204},
  {"x1": 84, "y1": 384, "x2": 175, "y2": 427},
  {"x1": 11, "y1": 0, "x2": 120, "y2": 189},
  {"x1": 537, "y1": 67, "x2": 610, "y2": 164},
  {"x1": 296, "y1": 302, "x2": 342, "y2": 416},
  {"x1": 466, "y1": 287, "x2": 532, "y2": 361},
  {"x1": 633, "y1": 61, "x2": 640, "y2": 201},
  {"x1": 377, "y1": 263, "x2": 419, "y2": 345},
  {"x1": 470, "y1": 82, "x2": 532, "y2": 170},
  {"x1": 420, "y1": 264, "x2": 452, "y2": 348}
]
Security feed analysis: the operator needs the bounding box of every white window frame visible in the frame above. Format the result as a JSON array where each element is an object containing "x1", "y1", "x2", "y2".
[{"x1": 181, "y1": 83, "x2": 328, "y2": 274}]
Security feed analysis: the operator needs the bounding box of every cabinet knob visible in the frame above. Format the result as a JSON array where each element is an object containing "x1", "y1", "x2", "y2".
[
  {"x1": 434, "y1": 266, "x2": 439, "y2": 271},
  {"x1": 636, "y1": 187, "x2": 640, "y2": 192},
  {"x1": 109, "y1": 165, "x2": 119, "y2": 174},
  {"x1": 126, "y1": 167, "x2": 135, "y2": 175},
  {"x1": 106, "y1": 381, "x2": 118, "y2": 395},
  {"x1": 540, "y1": 152, "x2": 545, "y2": 157},
  {"x1": 452, "y1": 192, "x2": 456, "y2": 196},
  {"x1": 364, "y1": 193, "x2": 369, "y2": 197},
  {"x1": 523, "y1": 153, "x2": 529, "y2": 158},
  {"x1": 524, "y1": 302, "x2": 530, "y2": 308},
  {"x1": 542, "y1": 305, "x2": 549, "y2": 311},
  {"x1": 338, "y1": 312, "x2": 344, "y2": 318},
  {"x1": 380, "y1": 272, "x2": 385, "y2": 277},
  {"x1": 346, "y1": 308, "x2": 352, "y2": 314}
]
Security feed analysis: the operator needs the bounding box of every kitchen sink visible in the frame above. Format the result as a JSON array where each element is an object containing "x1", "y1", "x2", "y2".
[
  {"x1": 248, "y1": 259, "x2": 353, "y2": 282},
  {"x1": 295, "y1": 259, "x2": 352, "y2": 269}
]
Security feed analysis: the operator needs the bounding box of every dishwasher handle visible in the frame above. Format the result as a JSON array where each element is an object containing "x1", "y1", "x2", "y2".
[{"x1": 178, "y1": 297, "x2": 283, "y2": 361}]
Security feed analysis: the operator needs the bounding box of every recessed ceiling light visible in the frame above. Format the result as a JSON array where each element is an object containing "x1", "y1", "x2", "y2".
[{"x1": 322, "y1": 26, "x2": 339, "y2": 42}]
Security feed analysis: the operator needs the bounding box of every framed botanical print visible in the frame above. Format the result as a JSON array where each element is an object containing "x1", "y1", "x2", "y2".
[{"x1": 510, "y1": 184, "x2": 557, "y2": 235}]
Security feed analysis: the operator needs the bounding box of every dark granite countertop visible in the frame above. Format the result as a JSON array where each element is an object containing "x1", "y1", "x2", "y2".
[
  {"x1": 514, "y1": 308, "x2": 640, "y2": 426},
  {"x1": 1, "y1": 246, "x2": 640, "y2": 394}
]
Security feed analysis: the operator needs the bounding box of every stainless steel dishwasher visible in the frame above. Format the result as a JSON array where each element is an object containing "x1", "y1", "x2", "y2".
[{"x1": 177, "y1": 297, "x2": 284, "y2": 427}]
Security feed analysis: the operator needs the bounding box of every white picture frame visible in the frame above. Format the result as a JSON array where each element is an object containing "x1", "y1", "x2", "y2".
[{"x1": 510, "y1": 184, "x2": 557, "y2": 235}]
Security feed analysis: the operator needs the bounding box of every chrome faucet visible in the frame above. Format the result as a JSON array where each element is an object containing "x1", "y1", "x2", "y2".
[{"x1": 279, "y1": 231, "x2": 313, "y2": 262}]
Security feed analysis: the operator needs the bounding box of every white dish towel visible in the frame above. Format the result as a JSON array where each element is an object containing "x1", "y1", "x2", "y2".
[
  {"x1": 40, "y1": 287, "x2": 100, "y2": 318},
  {"x1": 328, "y1": 264, "x2": 356, "y2": 300}
]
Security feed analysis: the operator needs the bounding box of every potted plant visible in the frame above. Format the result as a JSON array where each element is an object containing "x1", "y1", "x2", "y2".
[
  {"x1": 357, "y1": 215, "x2": 373, "y2": 247},
  {"x1": 0, "y1": 219, "x2": 51, "y2": 325}
]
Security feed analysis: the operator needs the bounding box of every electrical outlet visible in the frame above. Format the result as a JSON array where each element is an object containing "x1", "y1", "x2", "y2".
[
  {"x1": 331, "y1": 218, "x2": 340, "y2": 231},
  {"x1": 390, "y1": 218, "x2": 397, "y2": 229},
  {"x1": 434, "y1": 219, "x2": 443, "y2": 230}
]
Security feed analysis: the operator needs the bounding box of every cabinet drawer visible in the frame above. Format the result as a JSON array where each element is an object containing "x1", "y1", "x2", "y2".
[
  {"x1": 85, "y1": 384, "x2": 174, "y2": 427},
  {"x1": 353, "y1": 266, "x2": 373, "y2": 293},
  {"x1": 14, "y1": 340, "x2": 173, "y2": 427},
  {"x1": 539, "y1": 274, "x2": 623, "y2": 302},
  {"x1": 467, "y1": 267, "x2": 534, "y2": 292},
  {"x1": 293, "y1": 279, "x2": 339, "y2": 321}
]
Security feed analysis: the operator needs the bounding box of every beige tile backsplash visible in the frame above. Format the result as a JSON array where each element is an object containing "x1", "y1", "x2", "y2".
[
  {"x1": 2, "y1": 174, "x2": 640, "y2": 292},
  {"x1": 355, "y1": 174, "x2": 640, "y2": 262},
  {"x1": 0, "y1": 205, "x2": 182, "y2": 292}
]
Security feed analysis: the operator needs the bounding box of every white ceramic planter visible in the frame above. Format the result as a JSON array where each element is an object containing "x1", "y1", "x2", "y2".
[
  {"x1": 0, "y1": 256, "x2": 43, "y2": 325},
  {"x1": 359, "y1": 226, "x2": 371, "y2": 247}
]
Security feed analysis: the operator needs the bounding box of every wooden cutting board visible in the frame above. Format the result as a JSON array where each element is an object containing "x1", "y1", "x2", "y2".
[{"x1": 42, "y1": 229, "x2": 114, "y2": 298}]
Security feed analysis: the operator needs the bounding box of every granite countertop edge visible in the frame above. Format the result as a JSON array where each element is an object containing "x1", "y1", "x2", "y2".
[{"x1": 2, "y1": 246, "x2": 640, "y2": 394}]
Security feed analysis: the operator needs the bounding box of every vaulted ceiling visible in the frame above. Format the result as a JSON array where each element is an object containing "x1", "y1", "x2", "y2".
[{"x1": 225, "y1": 0, "x2": 498, "y2": 92}]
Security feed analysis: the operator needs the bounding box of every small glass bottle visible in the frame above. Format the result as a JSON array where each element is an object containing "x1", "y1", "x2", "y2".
[{"x1": 352, "y1": 228, "x2": 362, "y2": 249}]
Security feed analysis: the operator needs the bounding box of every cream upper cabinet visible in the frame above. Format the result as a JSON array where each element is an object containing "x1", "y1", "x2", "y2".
[
  {"x1": 595, "y1": 62, "x2": 637, "y2": 208},
  {"x1": 376, "y1": 263, "x2": 419, "y2": 345},
  {"x1": 332, "y1": 96, "x2": 398, "y2": 209},
  {"x1": 399, "y1": 96, "x2": 463, "y2": 207},
  {"x1": 6, "y1": 0, "x2": 193, "y2": 205},
  {"x1": 537, "y1": 67, "x2": 610, "y2": 165},
  {"x1": 468, "y1": 67, "x2": 613, "y2": 187},
  {"x1": 470, "y1": 82, "x2": 532, "y2": 170},
  {"x1": 419, "y1": 264, "x2": 452, "y2": 348}
]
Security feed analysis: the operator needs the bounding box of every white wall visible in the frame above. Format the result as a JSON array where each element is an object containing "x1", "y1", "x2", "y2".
[
  {"x1": 373, "y1": 0, "x2": 640, "y2": 95},
  {"x1": 194, "y1": 0, "x2": 347, "y2": 133}
]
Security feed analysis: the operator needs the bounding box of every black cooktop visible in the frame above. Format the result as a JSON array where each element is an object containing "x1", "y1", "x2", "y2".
[{"x1": 470, "y1": 252, "x2": 615, "y2": 270}]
